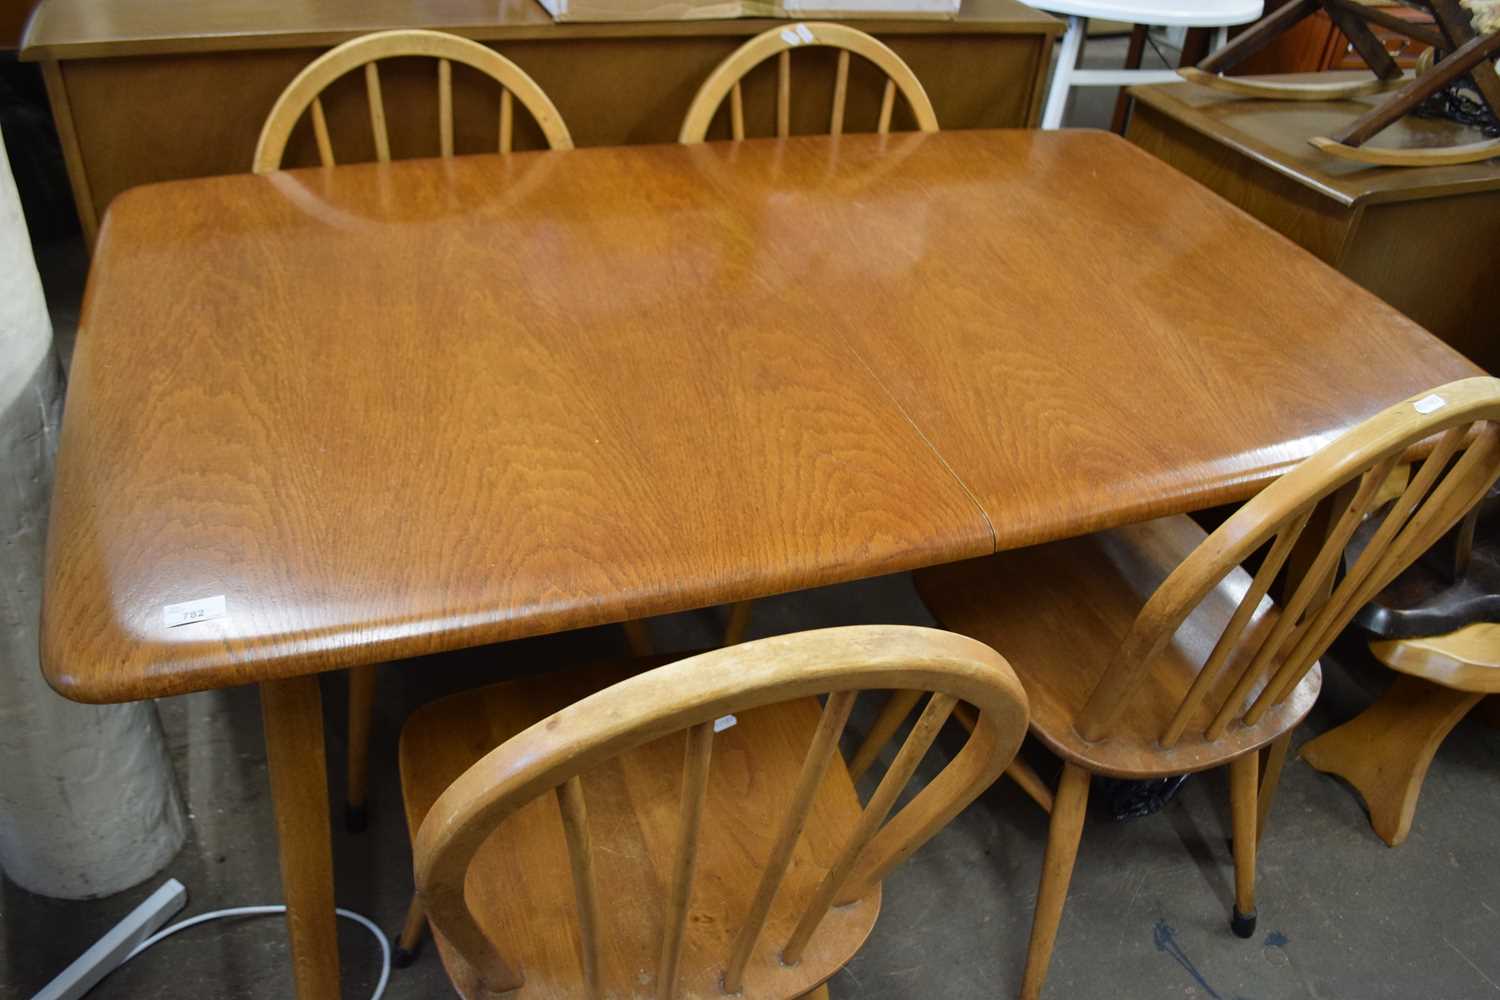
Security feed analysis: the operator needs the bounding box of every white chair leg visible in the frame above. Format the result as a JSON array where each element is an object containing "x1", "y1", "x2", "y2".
[
  {"x1": 1212, "y1": 25, "x2": 1229, "y2": 52},
  {"x1": 1041, "y1": 15, "x2": 1086, "y2": 130}
]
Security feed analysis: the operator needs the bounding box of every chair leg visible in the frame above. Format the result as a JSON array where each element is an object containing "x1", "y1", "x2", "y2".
[
  {"x1": 621, "y1": 619, "x2": 653, "y2": 656},
  {"x1": 1228, "y1": 752, "x2": 1258, "y2": 938},
  {"x1": 847, "y1": 689, "x2": 923, "y2": 782},
  {"x1": 345, "y1": 665, "x2": 378, "y2": 833},
  {"x1": 722, "y1": 601, "x2": 753, "y2": 646},
  {"x1": 1300, "y1": 674, "x2": 1482, "y2": 847},
  {"x1": 1041, "y1": 15, "x2": 1086, "y2": 129},
  {"x1": 1020, "y1": 762, "x2": 1090, "y2": 1000},
  {"x1": 1256, "y1": 732, "x2": 1290, "y2": 847},
  {"x1": 1109, "y1": 24, "x2": 1148, "y2": 134},
  {"x1": 393, "y1": 895, "x2": 428, "y2": 968}
]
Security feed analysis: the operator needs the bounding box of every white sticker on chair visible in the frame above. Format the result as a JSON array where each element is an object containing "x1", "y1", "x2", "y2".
[
  {"x1": 713, "y1": 714, "x2": 738, "y2": 733},
  {"x1": 795, "y1": 23, "x2": 815, "y2": 42},
  {"x1": 780, "y1": 28, "x2": 802, "y2": 45},
  {"x1": 163, "y1": 594, "x2": 227, "y2": 628},
  {"x1": 1414, "y1": 393, "x2": 1447, "y2": 414}
]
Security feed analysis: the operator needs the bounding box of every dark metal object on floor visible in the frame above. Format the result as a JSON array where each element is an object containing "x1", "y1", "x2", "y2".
[{"x1": 1097, "y1": 774, "x2": 1191, "y2": 821}]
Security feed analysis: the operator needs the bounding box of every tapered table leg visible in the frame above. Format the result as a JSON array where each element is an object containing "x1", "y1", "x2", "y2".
[
  {"x1": 1301, "y1": 674, "x2": 1482, "y2": 848},
  {"x1": 262, "y1": 676, "x2": 341, "y2": 998}
]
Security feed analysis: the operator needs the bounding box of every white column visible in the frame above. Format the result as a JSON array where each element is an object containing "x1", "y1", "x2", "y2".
[{"x1": 0, "y1": 124, "x2": 186, "y2": 899}]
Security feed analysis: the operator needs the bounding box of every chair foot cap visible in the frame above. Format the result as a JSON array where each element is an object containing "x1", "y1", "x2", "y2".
[
  {"x1": 393, "y1": 945, "x2": 421, "y2": 969},
  {"x1": 1231, "y1": 907, "x2": 1257, "y2": 939},
  {"x1": 345, "y1": 803, "x2": 368, "y2": 834}
]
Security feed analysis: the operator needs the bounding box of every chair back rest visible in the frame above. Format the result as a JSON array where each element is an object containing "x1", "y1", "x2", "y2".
[
  {"x1": 253, "y1": 29, "x2": 572, "y2": 173},
  {"x1": 413, "y1": 625, "x2": 1027, "y2": 997},
  {"x1": 678, "y1": 22, "x2": 938, "y2": 144},
  {"x1": 1077, "y1": 377, "x2": 1500, "y2": 747}
]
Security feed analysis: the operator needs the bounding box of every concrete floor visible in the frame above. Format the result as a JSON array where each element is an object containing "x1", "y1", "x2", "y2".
[{"x1": 7, "y1": 33, "x2": 1500, "y2": 1000}]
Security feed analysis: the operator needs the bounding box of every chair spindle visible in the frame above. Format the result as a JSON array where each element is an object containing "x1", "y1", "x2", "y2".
[
  {"x1": 722, "y1": 691, "x2": 857, "y2": 994},
  {"x1": 557, "y1": 776, "x2": 603, "y2": 999},
  {"x1": 311, "y1": 98, "x2": 335, "y2": 167},
  {"x1": 877, "y1": 78, "x2": 896, "y2": 134},
  {"x1": 500, "y1": 88, "x2": 514, "y2": 154},
  {"x1": 1252, "y1": 426, "x2": 1497, "y2": 716},
  {"x1": 439, "y1": 58, "x2": 454, "y2": 157},
  {"x1": 848, "y1": 690, "x2": 924, "y2": 782},
  {"x1": 830, "y1": 50, "x2": 850, "y2": 136},
  {"x1": 1160, "y1": 505, "x2": 1314, "y2": 747},
  {"x1": 782, "y1": 693, "x2": 957, "y2": 965},
  {"x1": 1207, "y1": 456, "x2": 1397, "y2": 738},
  {"x1": 365, "y1": 62, "x2": 391, "y2": 162},
  {"x1": 657, "y1": 721, "x2": 715, "y2": 999},
  {"x1": 777, "y1": 50, "x2": 791, "y2": 138},
  {"x1": 731, "y1": 82, "x2": 746, "y2": 141}
]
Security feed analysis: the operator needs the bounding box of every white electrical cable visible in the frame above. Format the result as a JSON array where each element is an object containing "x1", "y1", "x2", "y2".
[{"x1": 117, "y1": 905, "x2": 391, "y2": 1000}]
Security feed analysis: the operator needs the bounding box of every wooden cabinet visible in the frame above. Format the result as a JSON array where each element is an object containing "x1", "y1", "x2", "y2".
[{"x1": 19, "y1": 0, "x2": 1059, "y2": 245}]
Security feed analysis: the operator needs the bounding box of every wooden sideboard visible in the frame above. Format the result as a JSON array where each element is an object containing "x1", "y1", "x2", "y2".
[
  {"x1": 1128, "y1": 78, "x2": 1500, "y2": 374},
  {"x1": 19, "y1": 0, "x2": 1059, "y2": 245}
]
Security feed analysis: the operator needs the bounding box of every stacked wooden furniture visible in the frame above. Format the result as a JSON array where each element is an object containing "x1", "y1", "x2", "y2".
[
  {"x1": 1127, "y1": 79, "x2": 1500, "y2": 373},
  {"x1": 17, "y1": 0, "x2": 1060, "y2": 246},
  {"x1": 1181, "y1": 0, "x2": 1500, "y2": 165}
]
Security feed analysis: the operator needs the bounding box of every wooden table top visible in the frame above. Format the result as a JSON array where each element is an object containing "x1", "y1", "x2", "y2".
[
  {"x1": 1131, "y1": 75, "x2": 1500, "y2": 208},
  {"x1": 19, "y1": 0, "x2": 1057, "y2": 60},
  {"x1": 43, "y1": 130, "x2": 1479, "y2": 703}
]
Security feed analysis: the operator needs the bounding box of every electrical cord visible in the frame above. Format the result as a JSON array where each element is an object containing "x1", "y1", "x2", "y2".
[{"x1": 116, "y1": 905, "x2": 391, "y2": 1000}]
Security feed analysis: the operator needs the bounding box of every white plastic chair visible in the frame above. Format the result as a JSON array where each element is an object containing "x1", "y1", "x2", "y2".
[{"x1": 1028, "y1": 0, "x2": 1264, "y2": 129}]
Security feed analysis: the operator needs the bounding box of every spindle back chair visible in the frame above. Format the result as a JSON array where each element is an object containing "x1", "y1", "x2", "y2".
[
  {"x1": 678, "y1": 22, "x2": 938, "y2": 144},
  {"x1": 1090, "y1": 378, "x2": 1500, "y2": 754},
  {"x1": 912, "y1": 377, "x2": 1500, "y2": 1000},
  {"x1": 253, "y1": 29, "x2": 572, "y2": 174},
  {"x1": 404, "y1": 625, "x2": 1028, "y2": 998}
]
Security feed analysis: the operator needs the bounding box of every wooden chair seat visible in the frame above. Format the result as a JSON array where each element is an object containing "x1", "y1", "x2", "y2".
[
  {"x1": 1372, "y1": 622, "x2": 1500, "y2": 692},
  {"x1": 915, "y1": 514, "x2": 1321, "y2": 779},
  {"x1": 399, "y1": 657, "x2": 878, "y2": 999}
]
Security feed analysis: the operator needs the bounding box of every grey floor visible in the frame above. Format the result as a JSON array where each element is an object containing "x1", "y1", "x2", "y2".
[{"x1": 7, "y1": 33, "x2": 1500, "y2": 1000}]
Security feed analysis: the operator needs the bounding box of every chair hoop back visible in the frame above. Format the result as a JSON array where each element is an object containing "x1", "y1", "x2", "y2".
[
  {"x1": 253, "y1": 29, "x2": 572, "y2": 174},
  {"x1": 1079, "y1": 376, "x2": 1500, "y2": 747},
  {"x1": 413, "y1": 625, "x2": 1026, "y2": 997},
  {"x1": 678, "y1": 22, "x2": 939, "y2": 144}
]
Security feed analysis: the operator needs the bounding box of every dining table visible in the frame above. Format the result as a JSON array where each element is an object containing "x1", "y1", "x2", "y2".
[{"x1": 39, "y1": 127, "x2": 1481, "y2": 998}]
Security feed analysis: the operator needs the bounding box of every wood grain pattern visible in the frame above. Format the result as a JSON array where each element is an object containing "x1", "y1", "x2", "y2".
[
  {"x1": 812, "y1": 132, "x2": 1481, "y2": 551},
  {"x1": 42, "y1": 131, "x2": 1483, "y2": 703},
  {"x1": 398, "y1": 626, "x2": 1029, "y2": 998},
  {"x1": 1126, "y1": 88, "x2": 1500, "y2": 372}
]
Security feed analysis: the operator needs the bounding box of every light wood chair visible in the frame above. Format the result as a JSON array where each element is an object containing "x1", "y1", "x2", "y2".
[
  {"x1": 910, "y1": 377, "x2": 1500, "y2": 999},
  {"x1": 251, "y1": 28, "x2": 588, "y2": 833},
  {"x1": 678, "y1": 22, "x2": 938, "y2": 145},
  {"x1": 395, "y1": 625, "x2": 1028, "y2": 998},
  {"x1": 1301, "y1": 622, "x2": 1500, "y2": 847},
  {"x1": 681, "y1": 21, "x2": 936, "y2": 648},
  {"x1": 252, "y1": 28, "x2": 572, "y2": 174}
]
